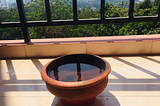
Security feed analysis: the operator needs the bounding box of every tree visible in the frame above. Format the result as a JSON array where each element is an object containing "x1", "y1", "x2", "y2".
[
  {"x1": 136, "y1": 0, "x2": 152, "y2": 9},
  {"x1": 78, "y1": 6, "x2": 97, "y2": 19},
  {"x1": 153, "y1": 0, "x2": 158, "y2": 6},
  {"x1": 1, "y1": 0, "x2": 160, "y2": 40}
]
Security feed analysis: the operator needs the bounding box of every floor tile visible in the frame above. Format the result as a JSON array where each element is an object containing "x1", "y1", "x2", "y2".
[
  {"x1": 0, "y1": 56, "x2": 160, "y2": 106},
  {"x1": 0, "y1": 96, "x2": 54, "y2": 106}
]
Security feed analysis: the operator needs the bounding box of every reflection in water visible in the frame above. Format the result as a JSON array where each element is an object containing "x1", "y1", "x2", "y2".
[
  {"x1": 54, "y1": 67, "x2": 59, "y2": 80},
  {"x1": 49, "y1": 62, "x2": 104, "y2": 82},
  {"x1": 77, "y1": 62, "x2": 82, "y2": 81}
]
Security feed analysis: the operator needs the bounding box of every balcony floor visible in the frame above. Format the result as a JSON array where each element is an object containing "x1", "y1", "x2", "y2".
[{"x1": 0, "y1": 55, "x2": 160, "y2": 106}]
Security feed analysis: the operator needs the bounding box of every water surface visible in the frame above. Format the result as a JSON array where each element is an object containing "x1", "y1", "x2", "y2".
[{"x1": 49, "y1": 62, "x2": 104, "y2": 82}]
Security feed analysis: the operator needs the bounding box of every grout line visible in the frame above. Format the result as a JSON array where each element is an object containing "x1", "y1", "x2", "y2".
[
  {"x1": 8, "y1": 59, "x2": 26, "y2": 77},
  {"x1": 11, "y1": 59, "x2": 25, "y2": 71},
  {"x1": 23, "y1": 45, "x2": 27, "y2": 58},
  {"x1": 86, "y1": 43, "x2": 87, "y2": 54},
  {"x1": 150, "y1": 40, "x2": 153, "y2": 55}
]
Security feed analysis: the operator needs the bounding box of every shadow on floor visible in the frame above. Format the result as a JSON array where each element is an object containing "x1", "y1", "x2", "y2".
[
  {"x1": 31, "y1": 59, "x2": 44, "y2": 73},
  {"x1": 113, "y1": 57, "x2": 160, "y2": 79},
  {"x1": 51, "y1": 97, "x2": 63, "y2": 106},
  {"x1": 92, "y1": 91, "x2": 120, "y2": 106},
  {"x1": 51, "y1": 91, "x2": 120, "y2": 106}
]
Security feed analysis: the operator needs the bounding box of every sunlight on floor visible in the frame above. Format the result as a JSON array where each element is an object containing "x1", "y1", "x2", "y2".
[{"x1": 0, "y1": 56, "x2": 160, "y2": 106}]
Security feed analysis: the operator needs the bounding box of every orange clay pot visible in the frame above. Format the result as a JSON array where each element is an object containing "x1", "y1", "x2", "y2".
[{"x1": 41, "y1": 54, "x2": 111, "y2": 106}]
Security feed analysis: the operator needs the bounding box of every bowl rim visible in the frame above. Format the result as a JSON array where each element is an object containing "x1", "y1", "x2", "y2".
[{"x1": 41, "y1": 54, "x2": 111, "y2": 89}]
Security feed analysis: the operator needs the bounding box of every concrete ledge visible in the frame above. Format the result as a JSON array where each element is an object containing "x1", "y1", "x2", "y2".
[
  {"x1": 25, "y1": 43, "x2": 86, "y2": 58},
  {"x1": 0, "y1": 34, "x2": 160, "y2": 59},
  {"x1": 87, "y1": 41, "x2": 152, "y2": 55}
]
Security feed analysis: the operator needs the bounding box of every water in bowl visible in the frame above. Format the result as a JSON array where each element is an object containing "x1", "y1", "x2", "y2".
[{"x1": 48, "y1": 61, "x2": 104, "y2": 82}]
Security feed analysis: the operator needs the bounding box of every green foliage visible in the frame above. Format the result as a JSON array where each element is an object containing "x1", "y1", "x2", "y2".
[
  {"x1": 153, "y1": 0, "x2": 158, "y2": 6},
  {"x1": 0, "y1": 0, "x2": 160, "y2": 40},
  {"x1": 0, "y1": 8, "x2": 20, "y2": 22},
  {"x1": 0, "y1": 7, "x2": 22, "y2": 40},
  {"x1": 24, "y1": 0, "x2": 46, "y2": 21},
  {"x1": 0, "y1": 27, "x2": 22, "y2": 40},
  {"x1": 78, "y1": 7, "x2": 97, "y2": 19},
  {"x1": 136, "y1": 0, "x2": 152, "y2": 9}
]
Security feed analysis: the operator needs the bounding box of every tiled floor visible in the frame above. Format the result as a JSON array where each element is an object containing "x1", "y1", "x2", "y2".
[{"x1": 0, "y1": 56, "x2": 160, "y2": 106}]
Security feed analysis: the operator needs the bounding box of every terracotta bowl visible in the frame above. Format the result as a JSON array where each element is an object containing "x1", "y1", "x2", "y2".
[{"x1": 41, "y1": 54, "x2": 111, "y2": 106}]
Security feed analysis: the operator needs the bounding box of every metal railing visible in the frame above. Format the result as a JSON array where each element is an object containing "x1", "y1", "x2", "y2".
[{"x1": 0, "y1": 0, "x2": 160, "y2": 43}]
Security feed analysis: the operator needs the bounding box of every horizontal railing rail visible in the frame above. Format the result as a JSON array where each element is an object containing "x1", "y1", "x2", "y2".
[{"x1": 0, "y1": 0, "x2": 160, "y2": 43}]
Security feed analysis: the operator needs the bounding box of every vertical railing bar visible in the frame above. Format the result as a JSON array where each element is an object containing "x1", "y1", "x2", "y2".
[
  {"x1": 22, "y1": 27, "x2": 30, "y2": 42},
  {"x1": 45, "y1": 0, "x2": 52, "y2": 22},
  {"x1": 128, "y1": 0, "x2": 135, "y2": 18},
  {"x1": 157, "y1": 0, "x2": 160, "y2": 17},
  {"x1": 101, "y1": 0, "x2": 105, "y2": 20},
  {"x1": 16, "y1": 0, "x2": 30, "y2": 43},
  {"x1": 73, "y1": 0, "x2": 78, "y2": 22}
]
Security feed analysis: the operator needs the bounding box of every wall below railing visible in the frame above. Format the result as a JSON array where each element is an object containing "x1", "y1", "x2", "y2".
[{"x1": 0, "y1": 34, "x2": 160, "y2": 59}]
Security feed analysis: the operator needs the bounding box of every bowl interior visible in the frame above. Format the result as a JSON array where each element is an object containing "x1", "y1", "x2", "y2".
[{"x1": 46, "y1": 54, "x2": 107, "y2": 82}]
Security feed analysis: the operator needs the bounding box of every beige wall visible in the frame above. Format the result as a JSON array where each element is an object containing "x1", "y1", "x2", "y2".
[{"x1": 0, "y1": 35, "x2": 160, "y2": 59}]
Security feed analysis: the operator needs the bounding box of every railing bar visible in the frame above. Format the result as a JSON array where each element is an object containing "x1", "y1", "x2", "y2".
[
  {"x1": 73, "y1": 0, "x2": 78, "y2": 22},
  {"x1": 22, "y1": 27, "x2": 30, "y2": 43},
  {"x1": 1, "y1": 16, "x2": 160, "y2": 28},
  {"x1": 101, "y1": 0, "x2": 105, "y2": 20},
  {"x1": 45, "y1": 0, "x2": 52, "y2": 22},
  {"x1": 128, "y1": 0, "x2": 135, "y2": 18},
  {"x1": 157, "y1": 0, "x2": 160, "y2": 17},
  {"x1": 16, "y1": 0, "x2": 26, "y2": 24},
  {"x1": 16, "y1": 0, "x2": 30, "y2": 43}
]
